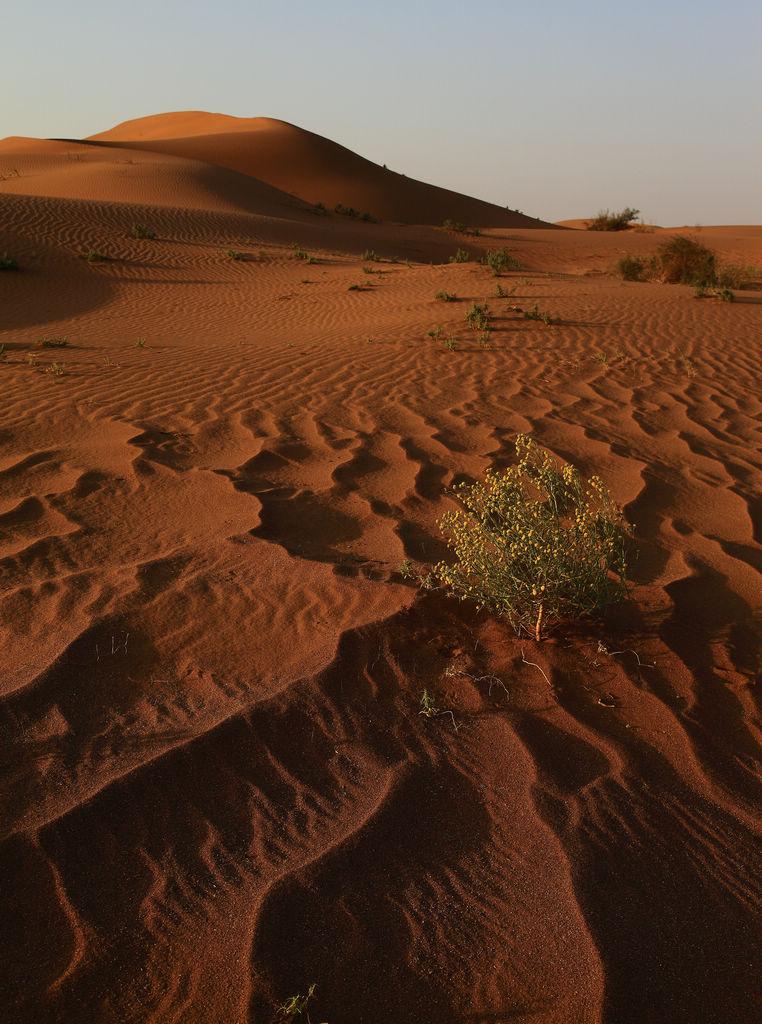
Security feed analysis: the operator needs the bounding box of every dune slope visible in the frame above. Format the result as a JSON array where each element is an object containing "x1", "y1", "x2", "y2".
[{"x1": 88, "y1": 111, "x2": 553, "y2": 228}]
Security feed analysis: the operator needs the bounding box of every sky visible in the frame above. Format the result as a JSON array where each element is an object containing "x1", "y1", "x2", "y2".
[{"x1": 3, "y1": 0, "x2": 760, "y2": 225}]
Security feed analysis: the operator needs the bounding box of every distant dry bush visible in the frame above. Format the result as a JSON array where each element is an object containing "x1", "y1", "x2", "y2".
[
  {"x1": 588, "y1": 208, "x2": 640, "y2": 231},
  {"x1": 615, "y1": 236, "x2": 743, "y2": 291},
  {"x1": 651, "y1": 236, "x2": 716, "y2": 285},
  {"x1": 616, "y1": 254, "x2": 649, "y2": 281},
  {"x1": 443, "y1": 219, "x2": 480, "y2": 236}
]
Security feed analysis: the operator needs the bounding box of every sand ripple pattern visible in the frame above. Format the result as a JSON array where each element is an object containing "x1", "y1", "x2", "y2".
[{"x1": 1, "y1": 187, "x2": 761, "y2": 1022}]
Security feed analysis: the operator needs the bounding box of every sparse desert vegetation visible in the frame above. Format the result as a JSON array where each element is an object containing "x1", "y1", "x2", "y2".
[
  {"x1": 616, "y1": 236, "x2": 749, "y2": 296},
  {"x1": 483, "y1": 246, "x2": 522, "y2": 275}
]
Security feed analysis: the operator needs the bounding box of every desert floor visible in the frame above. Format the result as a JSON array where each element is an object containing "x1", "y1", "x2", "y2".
[{"x1": 2, "y1": 125, "x2": 762, "y2": 1024}]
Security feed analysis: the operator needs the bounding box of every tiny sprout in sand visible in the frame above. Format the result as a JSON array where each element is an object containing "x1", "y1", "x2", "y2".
[{"x1": 433, "y1": 435, "x2": 630, "y2": 640}]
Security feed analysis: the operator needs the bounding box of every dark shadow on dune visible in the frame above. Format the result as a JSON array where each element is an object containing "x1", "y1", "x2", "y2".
[
  {"x1": 571, "y1": 777, "x2": 762, "y2": 1024},
  {"x1": 0, "y1": 247, "x2": 118, "y2": 331},
  {"x1": 515, "y1": 625, "x2": 762, "y2": 1024},
  {"x1": 661, "y1": 558, "x2": 762, "y2": 804},
  {"x1": 248, "y1": 758, "x2": 490, "y2": 1024}
]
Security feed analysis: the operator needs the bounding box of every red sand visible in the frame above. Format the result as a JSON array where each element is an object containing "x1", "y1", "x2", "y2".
[{"x1": 1, "y1": 115, "x2": 762, "y2": 1024}]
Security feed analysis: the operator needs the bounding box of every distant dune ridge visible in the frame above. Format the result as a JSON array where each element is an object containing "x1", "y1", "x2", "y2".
[
  {"x1": 87, "y1": 110, "x2": 553, "y2": 228},
  {"x1": 2, "y1": 111, "x2": 762, "y2": 1024}
]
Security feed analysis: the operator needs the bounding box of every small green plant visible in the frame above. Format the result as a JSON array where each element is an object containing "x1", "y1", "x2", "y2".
[
  {"x1": 716, "y1": 287, "x2": 734, "y2": 302},
  {"x1": 443, "y1": 336, "x2": 458, "y2": 351},
  {"x1": 484, "y1": 247, "x2": 522, "y2": 275},
  {"x1": 135, "y1": 336, "x2": 146, "y2": 348},
  {"x1": 587, "y1": 208, "x2": 640, "y2": 231},
  {"x1": 449, "y1": 248, "x2": 470, "y2": 264},
  {"x1": 39, "y1": 337, "x2": 68, "y2": 348},
  {"x1": 433, "y1": 435, "x2": 629, "y2": 640},
  {"x1": 103, "y1": 355, "x2": 115, "y2": 367},
  {"x1": 227, "y1": 249, "x2": 246, "y2": 261},
  {"x1": 362, "y1": 249, "x2": 380, "y2": 262},
  {"x1": 0, "y1": 344, "x2": 6, "y2": 360},
  {"x1": 83, "y1": 250, "x2": 105, "y2": 262},
  {"x1": 427, "y1": 325, "x2": 442, "y2": 339},
  {"x1": 494, "y1": 282, "x2": 516, "y2": 298},
  {"x1": 523, "y1": 304, "x2": 561, "y2": 324},
  {"x1": 27, "y1": 352, "x2": 38, "y2": 366},
  {"x1": 477, "y1": 332, "x2": 492, "y2": 349},
  {"x1": 361, "y1": 211, "x2": 379, "y2": 223},
  {"x1": 274, "y1": 983, "x2": 317, "y2": 1021},
  {"x1": 435, "y1": 290, "x2": 457, "y2": 302},
  {"x1": 347, "y1": 283, "x2": 364, "y2": 291},
  {"x1": 46, "y1": 362, "x2": 65, "y2": 377},
  {"x1": 398, "y1": 558, "x2": 415, "y2": 579},
  {"x1": 313, "y1": 201, "x2": 327, "y2": 215},
  {"x1": 594, "y1": 351, "x2": 609, "y2": 364},
  {"x1": 465, "y1": 302, "x2": 491, "y2": 332},
  {"x1": 292, "y1": 244, "x2": 312, "y2": 261},
  {"x1": 419, "y1": 689, "x2": 439, "y2": 717},
  {"x1": 0, "y1": 252, "x2": 19, "y2": 270},
  {"x1": 130, "y1": 221, "x2": 156, "y2": 239}
]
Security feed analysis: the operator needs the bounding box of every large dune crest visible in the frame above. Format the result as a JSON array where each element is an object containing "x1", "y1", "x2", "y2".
[{"x1": 87, "y1": 110, "x2": 553, "y2": 228}]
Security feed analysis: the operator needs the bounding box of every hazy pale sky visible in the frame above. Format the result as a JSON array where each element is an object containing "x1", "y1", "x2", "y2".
[{"x1": 3, "y1": 0, "x2": 760, "y2": 225}]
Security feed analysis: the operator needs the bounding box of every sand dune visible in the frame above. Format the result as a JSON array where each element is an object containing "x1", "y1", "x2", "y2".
[
  {"x1": 88, "y1": 111, "x2": 553, "y2": 228},
  {"x1": 0, "y1": 136, "x2": 310, "y2": 216},
  {"x1": 1, "y1": 116, "x2": 762, "y2": 1024}
]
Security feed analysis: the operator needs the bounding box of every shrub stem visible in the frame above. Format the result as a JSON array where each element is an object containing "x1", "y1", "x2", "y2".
[{"x1": 535, "y1": 602, "x2": 544, "y2": 642}]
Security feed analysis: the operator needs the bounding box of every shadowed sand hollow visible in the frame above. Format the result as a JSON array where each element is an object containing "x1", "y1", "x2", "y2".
[{"x1": 1, "y1": 117, "x2": 762, "y2": 1024}]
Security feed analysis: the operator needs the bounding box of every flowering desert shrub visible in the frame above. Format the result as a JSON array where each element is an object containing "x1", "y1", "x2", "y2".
[{"x1": 434, "y1": 436, "x2": 629, "y2": 640}]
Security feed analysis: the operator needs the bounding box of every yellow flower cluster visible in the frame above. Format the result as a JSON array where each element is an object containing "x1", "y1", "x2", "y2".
[{"x1": 433, "y1": 436, "x2": 629, "y2": 639}]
